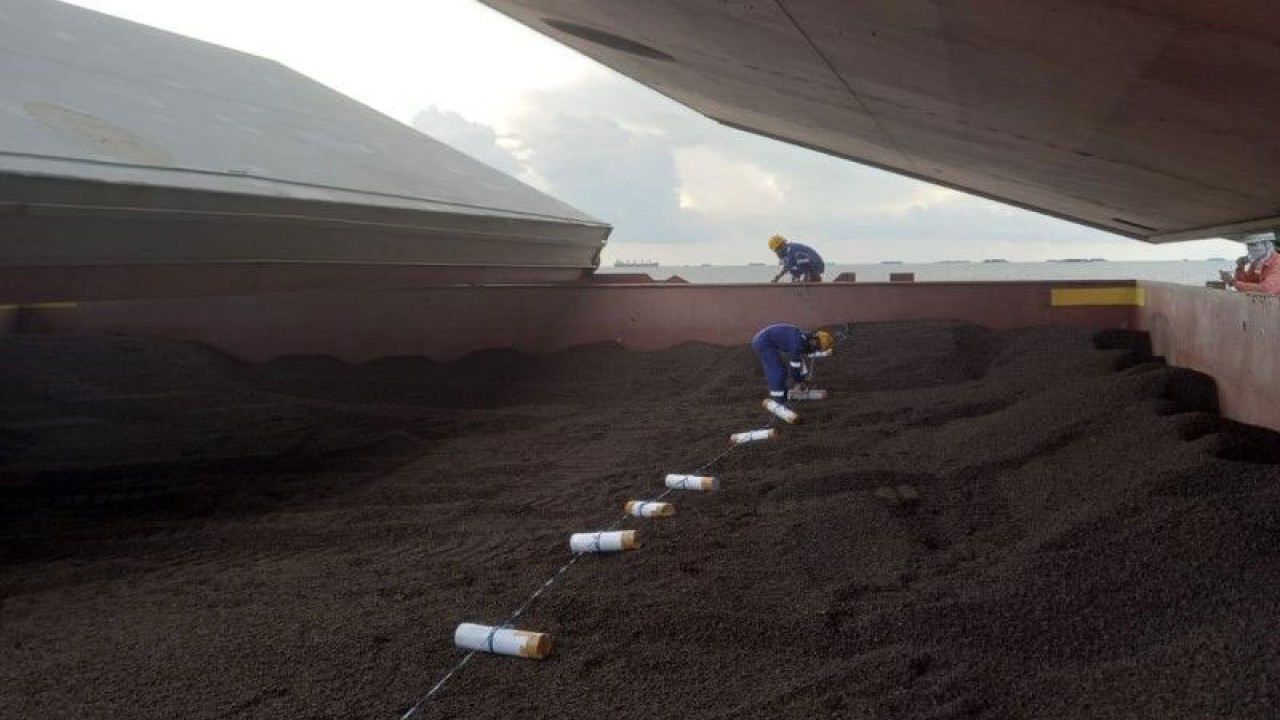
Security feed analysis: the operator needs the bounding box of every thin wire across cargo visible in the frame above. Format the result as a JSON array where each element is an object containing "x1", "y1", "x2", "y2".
[
  {"x1": 396, "y1": 427, "x2": 759, "y2": 720},
  {"x1": 397, "y1": 340, "x2": 840, "y2": 719}
]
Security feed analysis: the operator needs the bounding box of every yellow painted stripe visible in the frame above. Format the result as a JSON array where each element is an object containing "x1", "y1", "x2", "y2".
[
  {"x1": 1051, "y1": 287, "x2": 1144, "y2": 307},
  {"x1": 25, "y1": 302, "x2": 79, "y2": 310},
  {"x1": 0, "y1": 304, "x2": 18, "y2": 311}
]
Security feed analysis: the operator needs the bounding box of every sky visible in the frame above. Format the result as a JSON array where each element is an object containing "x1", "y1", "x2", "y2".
[{"x1": 61, "y1": 0, "x2": 1243, "y2": 265}]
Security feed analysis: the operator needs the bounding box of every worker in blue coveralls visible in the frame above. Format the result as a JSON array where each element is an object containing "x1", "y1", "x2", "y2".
[
  {"x1": 768, "y1": 235, "x2": 825, "y2": 283},
  {"x1": 751, "y1": 323, "x2": 834, "y2": 404}
]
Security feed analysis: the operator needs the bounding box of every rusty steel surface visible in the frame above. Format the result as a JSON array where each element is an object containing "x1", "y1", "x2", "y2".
[{"x1": 480, "y1": 0, "x2": 1280, "y2": 242}]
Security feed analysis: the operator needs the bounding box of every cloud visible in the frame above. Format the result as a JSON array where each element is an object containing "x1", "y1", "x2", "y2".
[
  {"x1": 55, "y1": 0, "x2": 1247, "y2": 265},
  {"x1": 673, "y1": 146, "x2": 786, "y2": 214},
  {"x1": 411, "y1": 69, "x2": 1240, "y2": 263},
  {"x1": 410, "y1": 106, "x2": 524, "y2": 178},
  {"x1": 485, "y1": 73, "x2": 717, "y2": 244}
]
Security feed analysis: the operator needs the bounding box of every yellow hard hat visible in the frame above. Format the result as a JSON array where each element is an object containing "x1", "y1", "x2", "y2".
[
  {"x1": 814, "y1": 331, "x2": 834, "y2": 352},
  {"x1": 768, "y1": 235, "x2": 787, "y2": 252}
]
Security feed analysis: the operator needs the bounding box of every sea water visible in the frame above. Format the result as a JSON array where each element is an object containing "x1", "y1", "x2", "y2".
[{"x1": 598, "y1": 260, "x2": 1232, "y2": 286}]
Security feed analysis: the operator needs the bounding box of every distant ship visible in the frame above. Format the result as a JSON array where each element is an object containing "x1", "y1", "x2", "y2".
[
  {"x1": 982, "y1": 258, "x2": 1009, "y2": 263},
  {"x1": 614, "y1": 260, "x2": 659, "y2": 268}
]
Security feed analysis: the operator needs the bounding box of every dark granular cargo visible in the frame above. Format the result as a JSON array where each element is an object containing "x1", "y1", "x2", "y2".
[{"x1": 1, "y1": 322, "x2": 1277, "y2": 719}]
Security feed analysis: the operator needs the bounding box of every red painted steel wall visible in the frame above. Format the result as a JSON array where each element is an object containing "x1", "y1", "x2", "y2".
[
  {"x1": 19, "y1": 277, "x2": 1278, "y2": 432},
  {"x1": 12, "y1": 280, "x2": 1133, "y2": 363}
]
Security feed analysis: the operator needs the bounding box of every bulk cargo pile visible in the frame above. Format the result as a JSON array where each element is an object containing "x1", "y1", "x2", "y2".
[{"x1": 1, "y1": 321, "x2": 1277, "y2": 719}]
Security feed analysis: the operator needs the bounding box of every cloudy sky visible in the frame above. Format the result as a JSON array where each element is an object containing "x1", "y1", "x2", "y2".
[{"x1": 63, "y1": 0, "x2": 1241, "y2": 264}]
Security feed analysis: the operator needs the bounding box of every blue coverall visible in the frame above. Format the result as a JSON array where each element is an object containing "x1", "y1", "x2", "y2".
[
  {"x1": 751, "y1": 323, "x2": 811, "y2": 402},
  {"x1": 776, "y1": 242, "x2": 825, "y2": 281}
]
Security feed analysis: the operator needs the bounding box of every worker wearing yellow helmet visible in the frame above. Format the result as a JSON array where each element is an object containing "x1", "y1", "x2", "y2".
[
  {"x1": 768, "y1": 234, "x2": 825, "y2": 283},
  {"x1": 751, "y1": 323, "x2": 834, "y2": 405}
]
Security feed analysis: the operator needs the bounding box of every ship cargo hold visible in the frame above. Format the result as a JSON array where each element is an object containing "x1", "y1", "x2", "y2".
[
  {"x1": 1, "y1": 0, "x2": 1276, "y2": 431},
  {"x1": 3, "y1": 2, "x2": 1280, "y2": 719}
]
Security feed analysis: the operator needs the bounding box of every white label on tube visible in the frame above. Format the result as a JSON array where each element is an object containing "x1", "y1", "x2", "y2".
[
  {"x1": 730, "y1": 428, "x2": 776, "y2": 444},
  {"x1": 763, "y1": 399, "x2": 800, "y2": 424},
  {"x1": 454, "y1": 623, "x2": 551, "y2": 659},
  {"x1": 664, "y1": 473, "x2": 718, "y2": 491},
  {"x1": 625, "y1": 500, "x2": 675, "y2": 516},
  {"x1": 569, "y1": 530, "x2": 637, "y2": 553}
]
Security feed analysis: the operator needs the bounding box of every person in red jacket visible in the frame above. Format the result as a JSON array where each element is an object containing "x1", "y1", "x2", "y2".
[
  {"x1": 1232, "y1": 254, "x2": 1262, "y2": 285},
  {"x1": 1220, "y1": 232, "x2": 1280, "y2": 295}
]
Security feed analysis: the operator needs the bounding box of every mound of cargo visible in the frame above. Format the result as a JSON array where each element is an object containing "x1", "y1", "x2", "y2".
[{"x1": 2, "y1": 322, "x2": 1277, "y2": 719}]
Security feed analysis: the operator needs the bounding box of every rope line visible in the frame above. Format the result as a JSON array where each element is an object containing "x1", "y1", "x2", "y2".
[
  {"x1": 397, "y1": 421, "x2": 759, "y2": 719},
  {"x1": 400, "y1": 351, "x2": 831, "y2": 718},
  {"x1": 397, "y1": 652, "x2": 476, "y2": 720},
  {"x1": 398, "y1": 549, "x2": 587, "y2": 720}
]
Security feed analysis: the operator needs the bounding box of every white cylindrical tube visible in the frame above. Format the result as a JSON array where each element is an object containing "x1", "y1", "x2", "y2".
[
  {"x1": 763, "y1": 399, "x2": 801, "y2": 424},
  {"x1": 624, "y1": 500, "x2": 676, "y2": 517},
  {"x1": 788, "y1": 388, "x2": 828, "y2": 401},
  {"x1": 664, "y1": 473, "x2": 719, "y2": 491},
  {"x1": 729, "y1": 428, "x2": 777, "y2": 444},
  {"x1": 807, "y1": 349, "x2": 833, "y2": 358},
  {"x1": 569, "y1": 530, "x2": 639, "y2": 553},
  {"x1": 454, "y1": 623, "x2": 552, "y2": 660}
]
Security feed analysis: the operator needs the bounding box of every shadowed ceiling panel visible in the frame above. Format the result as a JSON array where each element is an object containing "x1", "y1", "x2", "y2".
[{"x1": 481, "y1": 0, "x2": 1280, "y2": 242}]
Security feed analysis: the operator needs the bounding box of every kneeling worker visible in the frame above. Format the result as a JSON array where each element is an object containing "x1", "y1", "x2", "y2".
[
  {"x1": 768, "y1": 235, "x2": 825, "y2": 283},
  {"x1": 752, "y1": 323, "x2": 834, "y2": 405}
]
